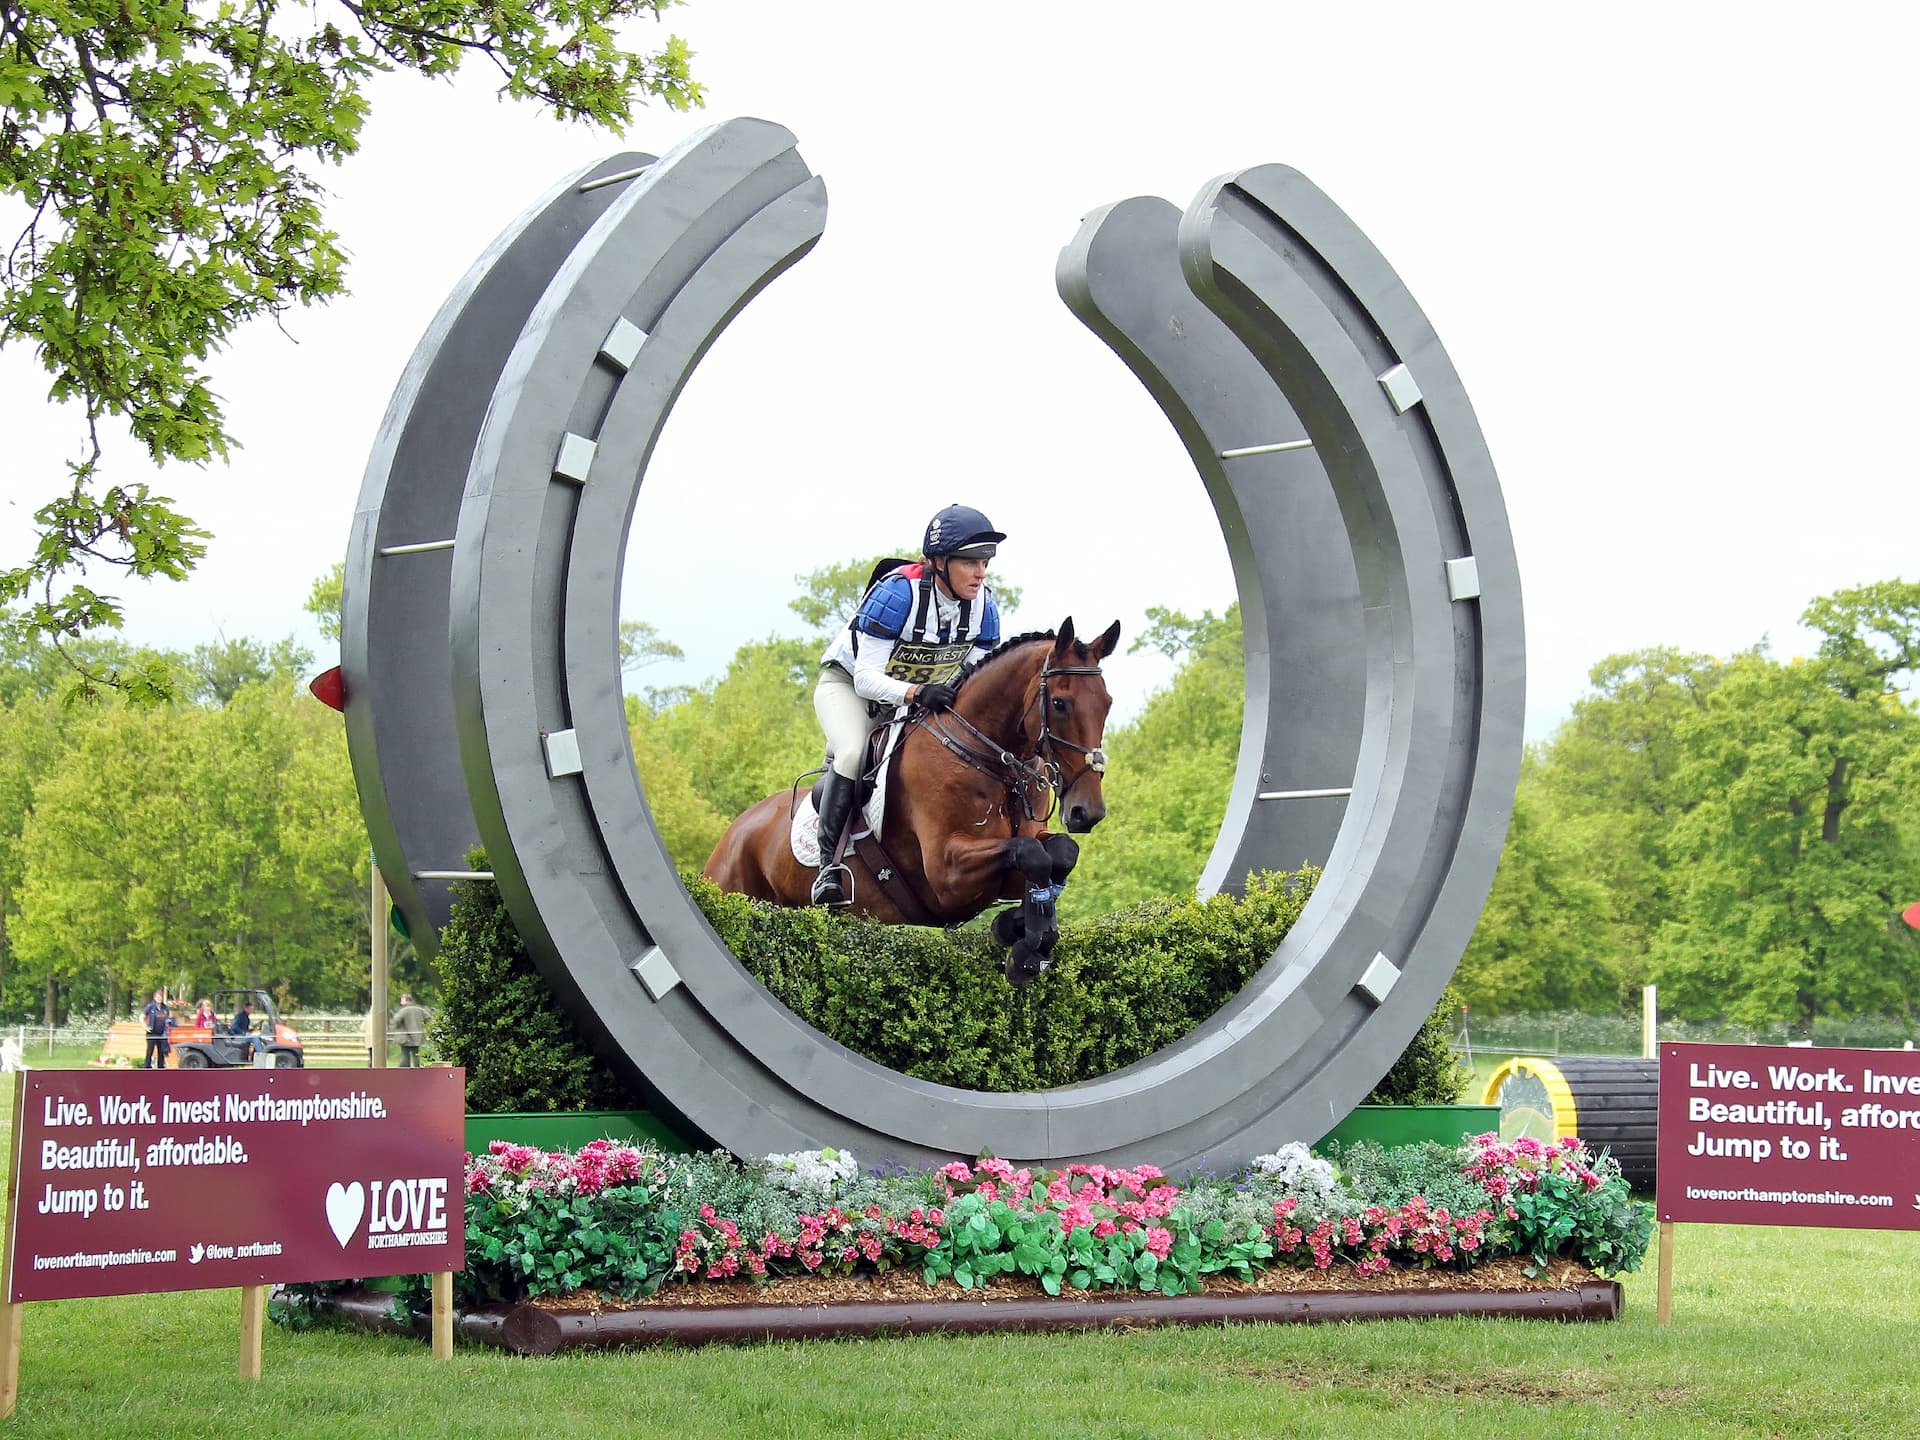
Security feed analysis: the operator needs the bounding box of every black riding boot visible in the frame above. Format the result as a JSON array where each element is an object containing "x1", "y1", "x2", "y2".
[{"x1": 810, "y1": 771, "x2": 859, "y2": 906}]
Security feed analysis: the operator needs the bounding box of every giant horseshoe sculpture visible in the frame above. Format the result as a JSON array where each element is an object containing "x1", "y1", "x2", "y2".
[{"x1": 342, "y1": 118, "x2": 1524, "y2": 1169}]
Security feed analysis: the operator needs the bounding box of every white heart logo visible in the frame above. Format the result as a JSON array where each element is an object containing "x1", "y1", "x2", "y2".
[{"x1": 325, "y1": 1181, "x2": 366, "y2": 1247}]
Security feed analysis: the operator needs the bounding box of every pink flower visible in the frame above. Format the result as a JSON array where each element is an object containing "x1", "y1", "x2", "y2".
[{"x1": 1144, "y1": 1227, "x2": 1173, "y2": 1260}]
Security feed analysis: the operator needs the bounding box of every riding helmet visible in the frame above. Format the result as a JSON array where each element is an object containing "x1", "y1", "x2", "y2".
[{"x1": 923, "y1": 503, "x2": 1006, "y2": 559}]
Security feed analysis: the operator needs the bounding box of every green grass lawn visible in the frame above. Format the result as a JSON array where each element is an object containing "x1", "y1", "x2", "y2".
[
  {"x1": 8, "y1": 1041, "x2": 118, "y2": 1071},
  {"x1": 3, "y1": 1082, "x2": 1917, "y2": 1437}
]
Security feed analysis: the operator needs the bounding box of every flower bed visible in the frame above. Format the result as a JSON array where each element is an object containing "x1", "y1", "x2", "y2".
[{"x1": 280, "y1": 1133, "x2": 1653, "y2": 1350}]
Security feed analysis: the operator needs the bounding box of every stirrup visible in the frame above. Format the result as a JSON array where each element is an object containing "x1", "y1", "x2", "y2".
[{"x1": 811, "y1": 862, "x2": 853, "y2": 907}]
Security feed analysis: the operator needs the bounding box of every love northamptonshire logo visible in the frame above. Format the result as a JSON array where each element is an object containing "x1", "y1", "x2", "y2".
[{"x1": 325, "y1": 1177, "x2": 450, "y2": 1250}]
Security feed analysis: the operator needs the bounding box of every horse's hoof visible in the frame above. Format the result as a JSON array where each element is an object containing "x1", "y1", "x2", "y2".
[{"x1": 1005, "y1": 946, "x2": 1046, "y2": 987}]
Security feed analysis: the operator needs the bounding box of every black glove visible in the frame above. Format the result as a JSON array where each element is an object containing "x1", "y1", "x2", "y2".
[{"x1": 917, "y1": 682, "x2": 959, "y2": 712}]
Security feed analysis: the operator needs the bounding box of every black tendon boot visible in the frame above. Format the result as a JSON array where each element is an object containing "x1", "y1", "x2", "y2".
[{"x1": 809, "y1": 771, "x2": 859, "y2": 906}]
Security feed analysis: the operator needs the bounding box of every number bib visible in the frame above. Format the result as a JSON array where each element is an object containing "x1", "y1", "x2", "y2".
[{"x1": 884, "y1": 639, "x2": 973, "y2": 686}]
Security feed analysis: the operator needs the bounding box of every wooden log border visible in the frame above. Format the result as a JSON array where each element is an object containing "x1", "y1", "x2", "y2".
[{"x1": 294, "y1": 1280, "x2": 1623, "y2": 1355}]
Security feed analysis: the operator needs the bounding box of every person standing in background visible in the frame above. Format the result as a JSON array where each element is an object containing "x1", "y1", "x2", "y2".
[
  {"x1": 391, "y1": 993, "x2": 430, "y2": 1067},
  {"x1": 142, "y1": 989, "x2": 171, "y2": 1070}
]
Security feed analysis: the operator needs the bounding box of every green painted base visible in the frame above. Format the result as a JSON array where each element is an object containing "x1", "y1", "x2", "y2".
[
  {"x1": 1315, "y1": 1104, "x2": 1500, "y2": 1151},
  {"x1": 465, "y1": 1110, "x2": 691, "y2": 1155}
]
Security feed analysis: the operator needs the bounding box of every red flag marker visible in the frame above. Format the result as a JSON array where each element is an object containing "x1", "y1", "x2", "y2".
[
  {"x1": 308, "y1": 665, "x2": 345, "y2": 712},
  {"x1": 1904, "y1": 901, "x2": 1920, "y2": 931}
]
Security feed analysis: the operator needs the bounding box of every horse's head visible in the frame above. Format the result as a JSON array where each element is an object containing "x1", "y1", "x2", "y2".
[{"x1": 1030, "y1": 617, "x2": 1122, "y2": 833}]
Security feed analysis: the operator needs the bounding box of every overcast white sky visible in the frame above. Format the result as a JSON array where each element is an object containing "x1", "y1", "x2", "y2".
[{"x1": 4, "y1": 2, "x2": 1915, "y2": 739}]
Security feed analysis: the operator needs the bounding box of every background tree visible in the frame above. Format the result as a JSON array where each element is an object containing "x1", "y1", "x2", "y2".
[
  {"x1": 1453, "y1": 754, "x2": 1620, "y2": 1012},
  {"x1": 1535, "y1": 646, "x2": 1727, "y2": 978},
  {"x1": 645, "y1": 636, "x2": 821, "y2": 823},
  {"x1": 619, "y1": 620, "x2": 683, "y2": 672},
  {"x1": 1062, "y1": 605, "x2": 1241, "y2": 919},
  {"x1": 0, "y1": 689, "x2": 70, "y2": 1018},
  {"x1": 5, "y1": 662, "x2": 368, "y2": 1016},
  {"x1": 304, "y1": 562, "x2": 345, "y2": 645},
  {"x1": 1650, "y1": 583, "x2": 1920, "y2": 1024},
  {"x1": 3, "y1": 0, "x2": 703, "y2": 701}
]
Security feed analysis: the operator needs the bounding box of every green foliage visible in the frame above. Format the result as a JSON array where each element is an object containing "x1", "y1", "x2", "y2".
[
  {"x1": 1062, "y1": 603, "x2": 1243, "y2": 919},
  {"x1": 3, "y1": 0, "x2": 703, "y2": 699},
  {"x1": 624, "y1": 696, "x2": 730, "y2": 870},
  {"x1": 1454, "y1": 756, "x2": 1619, "y2": 1013},
  {"x1": 695, "y1": 869, "x2": 1317, "y2": 1091},
  {"x1": 1362, "y1": 985, "x2": 1473, "y2": 1106},
  {"x1": 463, "y1": 1179, "x2": 676, "y2": 1305},
  {"x1": 1465, "y1": 581, "x2": 1920, "y2": 1030},
  {"x1": 303, "y1": 562, "x2": 344, "y2": 645},
  {"x1": 641, "y1": 636, "x2": 821, "y2": 823},
  {"x1": 1323, "y1": 1139, "x2": 1492, "y2": 1220},
  {"x1": 6, "y1": 669, "x2": 368, "y2": 1013},
  {"x1": 430, "y1": 859, "x2": 644, "y2": 1113},
  {"x1": 1649, "y1": 583, "x2": 1920, "y2": 1024},
  {"x1": 1507, "y1": 1164, "x2": 1652, "y2": 1278},
  {"x1": 618, "y1": 619, "x2": 683, "y2": 672},
  {"x1": 439, "y1": 865, "x2": 1470, "y2": 1107}
]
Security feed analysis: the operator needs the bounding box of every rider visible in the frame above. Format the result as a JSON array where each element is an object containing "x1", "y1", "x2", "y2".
[{"x1": 810, "y1": 503, "x2": 1005, "y2": 905}]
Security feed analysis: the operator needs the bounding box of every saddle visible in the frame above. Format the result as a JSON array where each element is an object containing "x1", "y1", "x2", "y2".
[{"x1": 789, "y1": 718, "x2": 942, "y2": 924}]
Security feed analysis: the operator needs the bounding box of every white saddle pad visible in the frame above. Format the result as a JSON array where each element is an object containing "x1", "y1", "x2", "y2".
[{"x1": 789, "y1": 719, "x2": 904, "y2": 869}]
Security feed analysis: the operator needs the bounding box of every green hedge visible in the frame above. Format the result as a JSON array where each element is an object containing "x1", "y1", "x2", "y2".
[
  {"x1": 435, "y1": 860, "x2": 1467, "y2": 1110},
  {"x1": 431, "y1": 859, "x2": 646, "y2": 1114}
]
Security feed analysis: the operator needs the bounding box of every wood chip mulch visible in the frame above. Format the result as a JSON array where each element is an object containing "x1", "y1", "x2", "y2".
[{"x1": 528, "y1": 1255, "x2": 1598, "y2": 1314}]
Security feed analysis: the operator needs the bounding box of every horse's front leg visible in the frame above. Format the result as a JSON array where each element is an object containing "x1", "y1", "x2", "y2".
[
  {"x1": 935, "y1": 832, "x2": 1050, "y2": 961},
  {"x1": 986, "y1": 832, "x2": 1080, "y2": 961},
  {"x1": 1041, "y1": 833, "x2": 1078, "y2": 886}
]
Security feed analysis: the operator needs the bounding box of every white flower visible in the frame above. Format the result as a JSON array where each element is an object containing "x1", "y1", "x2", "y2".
[
  {"x1": 763, "y1": 1147, "x2": 860, "y2": 1197},
  {"x1": 1250, "y1": 1142, "x2": 1337, "y2": 1195}
]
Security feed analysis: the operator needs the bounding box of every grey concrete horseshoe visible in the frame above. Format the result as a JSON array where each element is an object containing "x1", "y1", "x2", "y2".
[
  {"x1": 353, "y1": 120, "x2": 1523, "y2": 1170},
  {"x1": 343, "y1": 149, "x2": 657, "y2": 953}
]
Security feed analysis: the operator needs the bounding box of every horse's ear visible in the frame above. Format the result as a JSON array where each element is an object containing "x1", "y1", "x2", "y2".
[
  {"x1": 1052, "y1": 618, "x2": 1076, "y2": 658},
  {"x1": 1091, "y1": 620, "x2": 1122, "y2": 661}
]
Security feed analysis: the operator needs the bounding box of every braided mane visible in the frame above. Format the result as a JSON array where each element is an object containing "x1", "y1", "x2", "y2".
[{"x1": 969, "y1": 630, "x2": 1071, "y2": 679}]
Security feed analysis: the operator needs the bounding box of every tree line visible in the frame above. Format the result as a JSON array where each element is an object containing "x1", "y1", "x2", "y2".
[
  {"x1": 0, "y1": 625, "x2": 375, "y2": 1024},
  {"x1": 3, "y1": 566, "x2": 1913, "y2": 1032}
]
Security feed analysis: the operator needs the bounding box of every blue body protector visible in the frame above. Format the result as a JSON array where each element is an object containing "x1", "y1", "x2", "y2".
[
  {"x1": 849, "y1": 570, "x2": 1002, "y2": 688},
  {"x1": 854, "y1": 571, "x2": 1001, "y2": 647}
]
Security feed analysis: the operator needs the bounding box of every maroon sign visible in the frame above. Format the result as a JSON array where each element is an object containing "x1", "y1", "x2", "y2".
[
  {"x1": 7, "y1": 1068, "x2": 465, "y2": 1302},
  {"x1": 1658, "y1": 1043, "x2": 1920, "y2": 1230}
]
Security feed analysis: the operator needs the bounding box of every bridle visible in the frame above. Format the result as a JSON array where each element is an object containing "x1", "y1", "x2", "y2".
[
  {"x1": 917, "y1": 655, "x2": 1107, "y2": 826},
  {"x1": 1030, "y1": 662, "x2": 1108, "y2": 816}
]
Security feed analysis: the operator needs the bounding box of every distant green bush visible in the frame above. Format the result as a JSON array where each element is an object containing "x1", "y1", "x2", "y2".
[
  {"x1": 436, "y1": 861, "x2": 1469, "y2": 1110},
  {"x1": 1366, "y1": 983, "x2": 1473, "y2": 1106}
]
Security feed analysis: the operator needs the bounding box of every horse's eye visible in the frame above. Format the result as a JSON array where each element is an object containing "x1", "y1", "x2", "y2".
[{"x1": 1050, "y1": 696, "x2": 1069, "y2": 715}]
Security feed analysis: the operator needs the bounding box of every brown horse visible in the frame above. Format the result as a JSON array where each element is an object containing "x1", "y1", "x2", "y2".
[{"x1": 702, "y1": 619, "x2": 1121, "y2": 981}]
